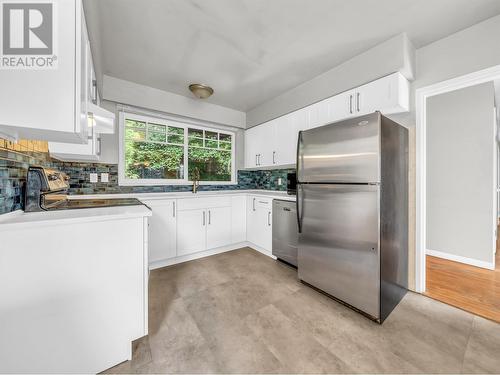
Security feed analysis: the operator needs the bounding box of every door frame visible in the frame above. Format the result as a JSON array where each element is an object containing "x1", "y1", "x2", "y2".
[{"x1": 415, "y1": 65, "x2": 500, "y2": 293}]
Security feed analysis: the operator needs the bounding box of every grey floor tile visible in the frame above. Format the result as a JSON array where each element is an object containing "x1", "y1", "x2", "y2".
[
  {"x1": 381, "y1": 292, "x2": 474, "y2": 374},
  {"x1": 136, "y1": 342, "x2": 220, "y2": 374},
  {"x1": 147, "y1": 298, "x2": 207, "y2": 364},
  {"x1": 103, "y1": 248, "x2": 500, "y2": 374},
  {"x1": 245, "y1": 304, "x2": 353, "y2": 374},
  {"x1": 462, "y1": 316, "x2": 500, "y2": 373}
]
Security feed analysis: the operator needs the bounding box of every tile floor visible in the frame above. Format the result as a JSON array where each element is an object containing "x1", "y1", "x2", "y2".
[{"x1": 104, "y1": 248, "x2": 500, "y2": 374}]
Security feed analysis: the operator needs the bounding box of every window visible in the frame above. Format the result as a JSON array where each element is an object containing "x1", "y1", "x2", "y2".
[{"x1": 119, "y1": 113, "x2": 236, "y2": 185}]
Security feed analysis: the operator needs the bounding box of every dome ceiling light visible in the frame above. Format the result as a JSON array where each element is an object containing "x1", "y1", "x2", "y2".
[{"x1": 189, "y1": 84, "x2": 214, "y2": 99}]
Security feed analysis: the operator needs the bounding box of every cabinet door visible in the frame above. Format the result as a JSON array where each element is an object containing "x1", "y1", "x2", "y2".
[
  {"x1": 256, "y1": 121, "x2": 275, "y2": 167},
  {"x1": 273, "y1": 112, "x2": 303, "y2": 166},
  {"x1": 231, "y1": 196, "x2": 247, "y2": 243},
  {"x1": 326, "y1": 90, "x2": 356, "y2": 122},
  {"x1": 246, "y1": 196, "x2": 259, "y2": 245},
  {"x1": 307, "y1": 100, "x2": 331, "y2": 129},
  {"x1": 245, "y1": 126, "x2": 261, "y2": 168},
  {"x1": 0, "y1": 1, "x2": 86, "y2": 143},
  {"x1": 177, "y1": 209, "x2": 206, "y2": 256},
  {"x1": 255, "y1": 206, "x2": 273, "y2": 251},
  {"x1": 355, "y1": 73, "x2": 409, "y2": 115},
  {"x1": 142, "y1": 200, "x2": 177, "y2": 263},
  {"x1": 206, "y1": 207, "x2": 232, "y2": 249}
]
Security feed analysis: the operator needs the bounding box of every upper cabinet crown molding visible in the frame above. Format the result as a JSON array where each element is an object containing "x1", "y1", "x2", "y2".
[
  {"x1": 0, "y1": 0, "x2": 114, "y2": 146},
  {"x1": 245, "y1": 72, "x2": 410, "y2": 169}
]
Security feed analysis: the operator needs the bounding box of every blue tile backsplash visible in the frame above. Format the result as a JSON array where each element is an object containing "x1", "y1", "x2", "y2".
[{"x1": 0, "y1": 147, "x2": 294, "y2": 215}]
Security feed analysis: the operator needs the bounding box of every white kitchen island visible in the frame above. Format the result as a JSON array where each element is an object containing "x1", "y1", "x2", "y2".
[{"x1": 0, "y1": 204, "x2": 151, "y2": 374}]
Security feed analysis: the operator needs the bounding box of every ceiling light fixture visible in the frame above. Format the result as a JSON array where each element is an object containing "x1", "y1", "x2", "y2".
[{"x1": 189, "y1": 83, "x2": 214, "y2": 99}]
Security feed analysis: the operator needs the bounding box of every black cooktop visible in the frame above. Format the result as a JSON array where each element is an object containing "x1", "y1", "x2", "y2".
[{"x1": 44, "y1": 198, "x2": 145, "y2": 211}]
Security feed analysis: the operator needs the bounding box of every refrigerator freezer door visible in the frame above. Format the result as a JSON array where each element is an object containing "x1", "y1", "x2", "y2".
[
  {"x1": 298, "y1": 183, "x2": 380, "y2": 319},
  {"x1": 297, "y1": 112, "x2": 380, "y2": 183}
]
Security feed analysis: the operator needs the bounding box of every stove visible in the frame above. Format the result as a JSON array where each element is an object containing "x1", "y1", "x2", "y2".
[{"x1": 24, "y1": 166, "x2": 144, "y2": 212}]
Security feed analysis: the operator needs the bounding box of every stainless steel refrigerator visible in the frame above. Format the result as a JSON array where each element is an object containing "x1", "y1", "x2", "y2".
[{"x1": 296, "y1": 112, "x2": 408, "y2": 323}]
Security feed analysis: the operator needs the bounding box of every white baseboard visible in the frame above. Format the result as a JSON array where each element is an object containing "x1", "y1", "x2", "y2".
[
  {"x1": 426, "y1": 249, "x2": 495, "y2": 270},
  {"x1": 149, "y1": 241, "x2": 275, "y2": 270}
]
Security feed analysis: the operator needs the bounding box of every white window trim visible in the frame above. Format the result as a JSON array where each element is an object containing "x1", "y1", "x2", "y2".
[{"x1": 118, "y1": 112, "x2": 237, "y2": 186}]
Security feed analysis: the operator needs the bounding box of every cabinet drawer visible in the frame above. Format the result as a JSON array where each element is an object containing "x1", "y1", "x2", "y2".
[
  {"x1": 248, "y1": 196, "x2": 272, "y2": 210},
  {"x1": 177, "y1": 196, "x2": 231, "y2": 211}
]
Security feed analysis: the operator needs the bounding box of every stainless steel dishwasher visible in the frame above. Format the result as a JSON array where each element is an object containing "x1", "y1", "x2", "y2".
[{"x1": 272, "y1": 199, "x2": 298, "y2": 267}]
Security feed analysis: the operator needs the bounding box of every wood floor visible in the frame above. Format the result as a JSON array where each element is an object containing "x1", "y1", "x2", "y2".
[{"x1": 426, "y1": 246, "x2": 500, "y2": 323}]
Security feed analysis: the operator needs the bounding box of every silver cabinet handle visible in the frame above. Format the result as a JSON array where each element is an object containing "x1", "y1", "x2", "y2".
[
  {"x1": 172, "y1": 201, "x2": 176, "y2": 218},
  {"x1": 349, "y1": 95, "x2": 353, "y2": 114},
  {"x1": 255, "y1": 154, "x2": 258, "y2": 166},
  {"x1": 92, "y1": 79, "x2": 98, "y2": 105},
  {"x1": 203, "y1": 211, "x2": 206, "y2": 226},
  {"x1": 258, "y1": 154, "x2": 261, "y2": 166},
  {"x1": 268, "y1": 211, "x2": 271, "y2": 226},
  {"x1": 253, "y1": 198, "x2": 256, "y2": 211},
  {"x1": 96, "y1": 137, "x2": 101, "y2": 156},
  {"x1": 272, "y1": 151, "x2": 276, "y2": 164},
  {"x1": 208, "y1": 210, "x2": 211, "y2": 225},
  {"x1": 356, "y1": 92, "x2": 360, "y2": 112}
]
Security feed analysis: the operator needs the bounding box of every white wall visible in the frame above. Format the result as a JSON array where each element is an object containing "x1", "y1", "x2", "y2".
[
  {"x1": 426, "y1": 82, "x2": 495, "y2": 266},
  {"x1": 103, "y1": 76, "x2": 246, "y2": 129},
  {"x1": 246, "y1": 33, "x2": 415, "y2": 128}
]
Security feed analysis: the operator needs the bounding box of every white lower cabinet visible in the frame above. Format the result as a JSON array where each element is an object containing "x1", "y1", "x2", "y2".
[
  {"x1": 142, "y1": 199, "x2": 176, "y2": 263},
  {"x1": 176, "y1": 197, "x2": 235, "y2": 257},
  {"x1": 177, "y1": 209, "x2": 206, "y2": 257},
  {"x1": 231, "y1": 196, "x2": 247, "y2": 243},
  {"x1": 246, "y1": 196, "x2": 272, "y2": 252},
  {"x1": 144, "y1": 194, "x2": 276, "y2": 266}
]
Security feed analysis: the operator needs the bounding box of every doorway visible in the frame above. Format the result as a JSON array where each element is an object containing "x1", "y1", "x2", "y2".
[{"x1": 416, "y1": 66, "x2": 500, "y2": 322}]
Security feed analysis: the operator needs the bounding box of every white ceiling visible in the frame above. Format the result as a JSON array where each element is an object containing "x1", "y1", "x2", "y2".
[{"x1": 84, "y1": 0, "x2": 500, "y2": 112}]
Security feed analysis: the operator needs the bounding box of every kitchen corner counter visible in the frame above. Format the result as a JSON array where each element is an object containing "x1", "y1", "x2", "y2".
[
  {"x1": 0, "y1": 204, "x2": 152, "y2": 230},
  {"x1": 66, "y1": 189, "x2": 297, "y2": 202}
]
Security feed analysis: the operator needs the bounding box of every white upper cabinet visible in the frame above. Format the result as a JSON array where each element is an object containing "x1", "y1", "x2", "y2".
[
  {"x1": 355, "y1": 72, "x2": 409, "y2": 116},
  {"x1": 244, "y1": 121, "x2": 273, "y2": 168},
  {"x1": 273, "y1": 111, "x2": 304, "y2": 165},
  {"x1": 48, "y1": 2, "x2": 114, "y2": 161},
  {"x1": 245, "y1": 72, "x2": 410, "y2": 168},
  {"x1": 49, "y1": 125, "x2": 101, "y2": 162},
  {"x1": 0, "y1": 0, "x2": 114, "y2": 146}
]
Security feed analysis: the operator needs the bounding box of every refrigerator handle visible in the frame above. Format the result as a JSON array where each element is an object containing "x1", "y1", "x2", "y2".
[
  {"x1": 297, "y1": 184, "x2": 303, "y2": 233},
  {"x1": 296, "y1": 130, "x2": 303, "y2": 180}
]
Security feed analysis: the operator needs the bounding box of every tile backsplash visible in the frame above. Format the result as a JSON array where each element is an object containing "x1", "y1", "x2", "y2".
[{"x1": 0, "y1": 140, "x2": 294, "y2": 215}]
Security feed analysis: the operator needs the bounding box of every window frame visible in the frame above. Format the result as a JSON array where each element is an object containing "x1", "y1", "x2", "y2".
[{"x1": 118, "y1": 112, "x2": 236, "y2": 186}]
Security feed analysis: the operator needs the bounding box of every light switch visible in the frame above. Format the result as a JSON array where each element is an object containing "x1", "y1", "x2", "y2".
[
  {"x1": 100, "y1": 173, "x2": 109, "y2": 183},
  {"x1": 89, "y1": 173, "x2": 98, "y2": 183}
]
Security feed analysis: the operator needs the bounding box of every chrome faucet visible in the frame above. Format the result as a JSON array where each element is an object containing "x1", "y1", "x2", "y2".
[{"x1": 192, "y1": 168, "x2": 200, "y2": 194}]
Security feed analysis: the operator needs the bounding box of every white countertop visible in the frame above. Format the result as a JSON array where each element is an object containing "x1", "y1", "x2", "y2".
[
  {"x1": 0, "y1": 204, "x2": 152, "y2": 230},
  {"x1": 67, "y1": 189, "x2": 297, "y2": 202},
  {"x1": 0, "y1": 190, "x2": 294, "y2": 230}
]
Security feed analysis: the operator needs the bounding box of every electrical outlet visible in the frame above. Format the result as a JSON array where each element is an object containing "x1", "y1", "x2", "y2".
[
  {"x1": 89, "y1": 173, "x2": 98, "y2": 183},
  {"x1": 278, "y1": 177, "x2": 283, "y2": 186},
  {"x1": 100, "y1": 173, "x2": 109, "y2": 183}
]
